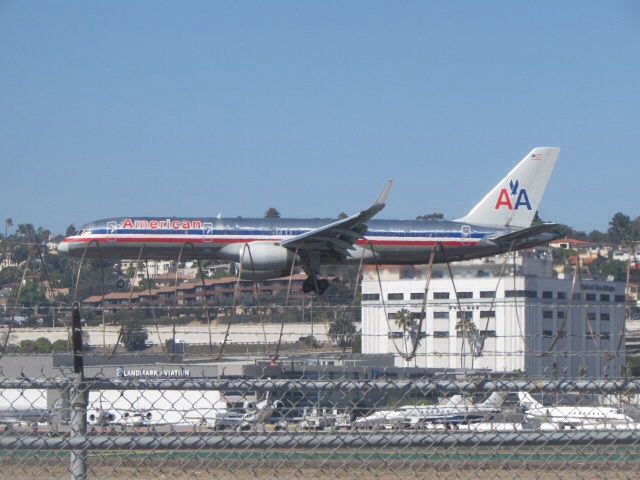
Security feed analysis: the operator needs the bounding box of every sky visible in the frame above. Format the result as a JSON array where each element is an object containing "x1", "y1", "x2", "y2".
[{"x1": 1, "y1": 1, "x2": 639, "y2": 234}]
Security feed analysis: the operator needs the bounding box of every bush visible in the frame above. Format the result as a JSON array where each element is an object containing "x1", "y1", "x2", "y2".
[
  {"x1": 18, "y1": 340, "x2": 35, "y2": 353},
  {"x1": 52, "y1": 339, "x2": 69, "y2": 352},
  {"x1": 34, "y1": 337, "x2": 52, "y2": 353}
]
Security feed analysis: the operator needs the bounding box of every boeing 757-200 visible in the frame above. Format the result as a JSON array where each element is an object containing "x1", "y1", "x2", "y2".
[{"x1": 58, "y1": 147, "x2": 561, "y2": 294}]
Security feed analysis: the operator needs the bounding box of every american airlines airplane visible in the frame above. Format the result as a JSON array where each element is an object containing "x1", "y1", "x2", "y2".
[{"x1": 58, "y1": 147, "x2": 561, "y2": 294}]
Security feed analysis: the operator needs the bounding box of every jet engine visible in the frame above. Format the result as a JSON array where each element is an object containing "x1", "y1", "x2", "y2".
[{"x1": 235, "y1": 242, "x2": 295, "y2": 280}]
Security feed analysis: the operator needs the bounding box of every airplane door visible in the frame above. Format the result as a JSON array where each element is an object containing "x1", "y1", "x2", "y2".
[
  {"x1": 203, "y1": 222, "x2": 214, "y2": 243},
  {"x1": 106, "y1": 221, "x2": 118, "y2": 242},
  {"x1": 461, "y1": 225, "x2": 471, "y2": 239}
]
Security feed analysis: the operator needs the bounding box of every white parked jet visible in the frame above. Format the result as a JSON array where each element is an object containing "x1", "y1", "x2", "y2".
[
  {"x1": 517, "y1": 392, "x2": 632, "y2": 427},
  {"x1": 354, "y1": 392, "x2": 506, "y2": 429}
]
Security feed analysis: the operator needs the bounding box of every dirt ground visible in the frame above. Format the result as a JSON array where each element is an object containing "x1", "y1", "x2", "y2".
[{"x1": 0, "y1": 458, "x2": 638, "y2": 480}]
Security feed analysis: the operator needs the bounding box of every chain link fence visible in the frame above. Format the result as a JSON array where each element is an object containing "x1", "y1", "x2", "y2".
[{"x1": 1, "y1": 303, "x2": 639, "y2": 480}]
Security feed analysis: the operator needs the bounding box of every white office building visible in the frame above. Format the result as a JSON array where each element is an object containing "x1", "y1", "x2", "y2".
[{"x1": 361, "y1": 250, "x2": 626, "y2": 378}]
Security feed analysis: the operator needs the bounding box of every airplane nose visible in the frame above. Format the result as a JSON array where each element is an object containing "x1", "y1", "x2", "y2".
[{"x1": 57, "y1": 241, "x2": 69, "y2": 254}]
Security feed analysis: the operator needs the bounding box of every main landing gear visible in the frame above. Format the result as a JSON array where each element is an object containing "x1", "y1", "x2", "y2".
[{"x1": 302, "y1": 277, "x2": 330, "y2": 295}]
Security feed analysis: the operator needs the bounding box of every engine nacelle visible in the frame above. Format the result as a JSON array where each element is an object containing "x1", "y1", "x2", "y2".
[{"x1": 235, "y1": 242, "x2": 294, "y2": 280}]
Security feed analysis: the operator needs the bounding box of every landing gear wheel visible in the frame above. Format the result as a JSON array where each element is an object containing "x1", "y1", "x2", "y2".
[
  {"x1": 302, "y1": 277, "x2": 330, "y2": 295},
  {"x1": 302, "y1": 278, "x2": 314, "y2": 294},
  {"x1": 317, "y1": 279, "x2": 330, "y2": 295}
]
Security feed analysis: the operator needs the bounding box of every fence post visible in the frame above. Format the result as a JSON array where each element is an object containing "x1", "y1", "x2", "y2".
[{"x1": 70, "y1": 303, "x2": 87, "y2": 480}]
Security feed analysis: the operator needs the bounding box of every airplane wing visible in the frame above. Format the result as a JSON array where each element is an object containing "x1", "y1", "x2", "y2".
[
  {"x1": 281, "y1": 180, "x2": 392, "y2": 258},
  {"x1": 489, "y1": 223, "x2": 562, "y2": 246}
]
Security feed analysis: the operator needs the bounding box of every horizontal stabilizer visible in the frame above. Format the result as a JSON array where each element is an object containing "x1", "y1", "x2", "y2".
[{"x1": 490, "y1": 223, "x2": 562, "y2": 245}]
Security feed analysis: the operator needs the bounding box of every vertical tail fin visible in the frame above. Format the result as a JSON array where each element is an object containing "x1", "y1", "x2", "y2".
[
  {"x1": 517, "y1": 392, "x2": 543, "y2": 410},
  {"x1": 457, "y1": 147, "x2": 560, "y2": 228},
  {"x1": 480, "y1": 392, "x2": 507, "y2": 408}
]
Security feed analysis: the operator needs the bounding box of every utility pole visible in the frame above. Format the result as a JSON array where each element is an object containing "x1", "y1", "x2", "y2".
[{"x1": 70, "y1": 303, "x2": 87, "y2": 480}]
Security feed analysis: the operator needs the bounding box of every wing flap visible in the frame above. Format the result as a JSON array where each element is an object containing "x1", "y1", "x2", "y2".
[{"x1": 281, "y1": 180, "x2": 392, "y2": 254}]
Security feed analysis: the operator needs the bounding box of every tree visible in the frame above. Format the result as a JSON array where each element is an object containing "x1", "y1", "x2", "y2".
[
  {"x1": 16, "y1": 224, "x2": 35, "y2": 242},
  {"x1": 4, "y1": 218, "x2": 12, "y2": 238},
  {"x1": 65, "y1": 224, "x2": 78, "y2": 237},
  {"x1": 121, "y1": 322, "x2": 148, "y2": 351},
  {"x1": 351, "y1": 332, "x2": 362, "y2": 353},
  {"x1": 608, "y1": 212, "x2": 632, "y2": 245},
  {"x1": 328, "y1": 314, "x2": 356, "y2": 348},
  {"x1": 264, "y1": 208, "x2": 281, "y2": 219},
  {"x1": 591, "y1": 259, "x2": 627, "y2": 282},
  {"x1": 337, "y1": 212, "x2": 348, "y2": 220},
  {"x1": 455, "y1": 312, "x2": 478, "y2": 337},
  {"x1": 556, "y1": 224, "x2": 588, "y2": 241},
  {"x1": 588, "y1": 230, "x2": 608, "y2": 244},
  {"x1": 416, "y1": 213, "x2": 444, "y2": 221},
  {"x1": 0, "y1": 266, "x2": 21, "y2": 286},
  {"x1": 394, "y1": 308, "x2": 417, "y2": 333}
]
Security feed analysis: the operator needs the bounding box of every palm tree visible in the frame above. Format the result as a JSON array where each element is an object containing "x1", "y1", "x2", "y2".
[
  {"x1": 4, "y1": 218, "x2": 13, "y2": 238},
  {"x1": 3, "y1": 218, "x2": 12, "y2": 264},
  {"x1": 394, "y1": 308, "x2": 419, "y2": 355},
  {"x1": 394, "y1": 308, "x2": 416, "y2": 332},
  {"x1": 455, "y1": 313, "x2": 479, "y2": 367}
]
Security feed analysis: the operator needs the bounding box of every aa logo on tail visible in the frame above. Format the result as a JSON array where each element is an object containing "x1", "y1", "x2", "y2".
[{"x1": 494, "y1": 179, "x2": 532, "y2": 210}]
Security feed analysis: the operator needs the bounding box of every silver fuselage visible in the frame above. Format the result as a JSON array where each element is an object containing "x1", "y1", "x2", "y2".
[{"x1": 58, "y1": 216, "x2": 544, "y2": 265}]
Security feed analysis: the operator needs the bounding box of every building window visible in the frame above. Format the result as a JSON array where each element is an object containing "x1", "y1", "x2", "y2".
[
  {"x1": 411, "y1": 312, "x2": 426, "y2": 320},
  {"x1": 557, "y1": 330, "x2": 566, "y2": 338},
  {"x1": 387, "y1": 332, "x2": 403, "y2": 339},
  {"x1": 479, "y1": 291, "x2": 495, "y2": 298},
  {"x1": 586, "y1": 331, "x2": 596, "y2": 339},
  {"x1": 557, "y1": 291, "x2": 567, "y2": 300},
  {"x1": 387, "y1": 293, "x2": 404, "y2": 301},
  {"x1": 433, "y1": 311, "x2": 449, "y2": 319},
  {"x1": 479, "y1": 310, "x2": 495, "y2": 318},
  {"x1": 587, "y1": 312, "x2": 596, "y2": 321},
  {"x1": 586, "y1": 293, "x2": 596, "y2": 302},
  {"x1": 542, "y1": 330, "x2": 554, "y2": 338},
  {"x1": 601, "y1": 332, "x2": 610, "y2": 340},
  {"x1": 573, "y1": 293, "x2": 582, "y2": 301},
  {"x1": 433, "y1": 331, "x2": 449, "y2": 338},
  {"x1": 480, "y1": 330, "x2": 496, "y2": 338},
  {"x1": 543, "y1": 310, "x2": 554, "y2": 319},
  {"x1": 614, "y1": 295, "x2": 626, "y2": 302},
  {"x1": 600, "y1": 294, "x2": 610, "y2": 302},
  {"x1": 542, "y1": 291, "x2": 553, "y2": 299},
  {"x1": 433, "y1": 292, "x2": 450, "y2": 299},
  {"x1": 457, "y1": 291, "x2": 473, "y2": 299},
  {"x1": 557, "y1": 310, "x2": 565, "y2": 319},
  {"x1": 601, "y1": 312, "x2": 610, "y2": 321},
  {"x1": 362, "y1": 293, "x2": 380, "y2": 301},
  {"x1": 456, "y1": 311, "x2": 473, "y2": 319},
  {"x1": 505, "y1": 290, "x2": 537, "y2": 298},
  {"x1": 410, "y1": 292, "x2": 424, "y2": 300}
]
